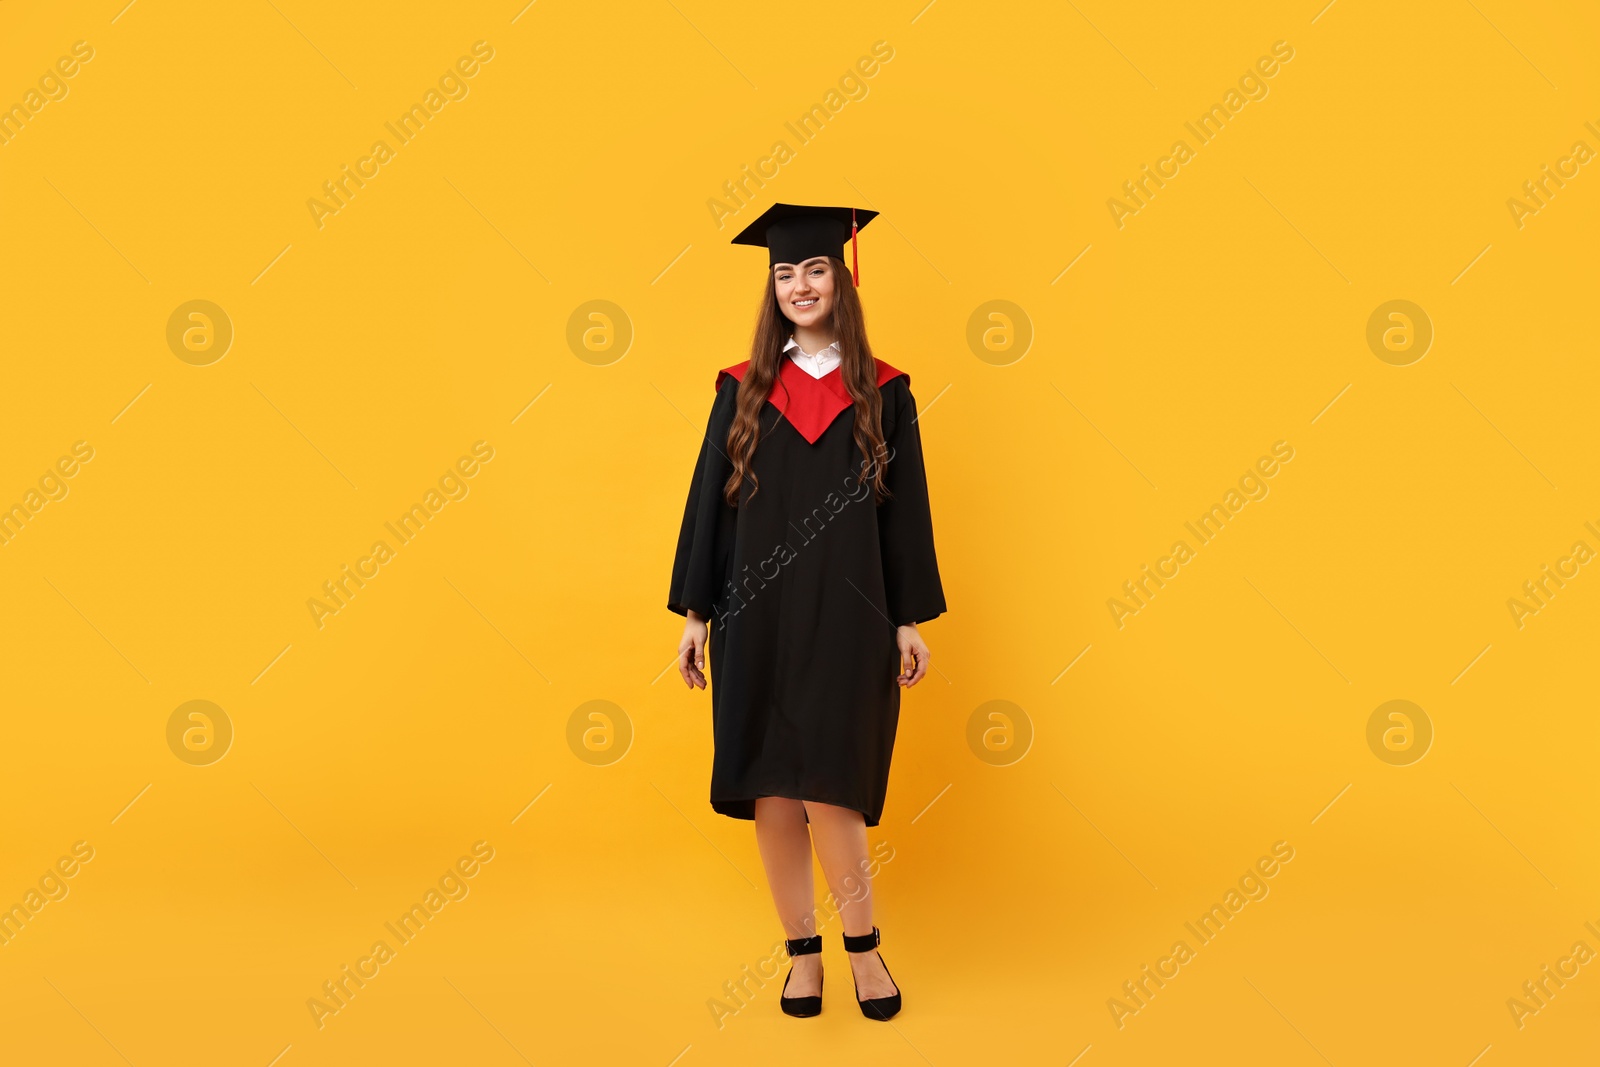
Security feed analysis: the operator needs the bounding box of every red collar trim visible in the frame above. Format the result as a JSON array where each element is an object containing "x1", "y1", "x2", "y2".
[{"x1": 714, "y1": 357, "x2": 908, "y2": 444}]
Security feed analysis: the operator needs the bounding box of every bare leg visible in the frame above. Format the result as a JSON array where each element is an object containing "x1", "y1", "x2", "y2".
[
  {"x1": 754, "y1": 797, "x2": 821, "y2": 996},
  {"x1": 803, "y1": 800, "x2": 897, "y2": 1000}
]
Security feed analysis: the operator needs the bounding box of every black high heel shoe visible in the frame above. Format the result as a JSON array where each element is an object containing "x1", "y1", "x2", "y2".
[
  {"x1": 842, "y1": 926, "x2": 902, "y2": 1021},
  {"x1": 779, "y1": 935, "x2": 823, "y2": 1017}
]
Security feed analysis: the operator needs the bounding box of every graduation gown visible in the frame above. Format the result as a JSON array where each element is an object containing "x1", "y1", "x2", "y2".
[{"x1": 668, "y1": 355, "x2": 946, "y2": 827}]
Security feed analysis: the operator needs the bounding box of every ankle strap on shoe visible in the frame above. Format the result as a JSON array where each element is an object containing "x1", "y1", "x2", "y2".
[
  {"x1": 841, "y1": 926, "x2": 880, "y2": 952},
  {"x1": 785, "y1": 935, "x2": 823, "y2": 957}
]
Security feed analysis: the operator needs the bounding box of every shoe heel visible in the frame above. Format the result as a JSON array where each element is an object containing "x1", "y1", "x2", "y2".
[
  {"x1": 779, "y1": 935, "x2": 823, "y2": 1018},
  {"x1": 842, "y1": 926, "x2": 901, "y2": 1021}
]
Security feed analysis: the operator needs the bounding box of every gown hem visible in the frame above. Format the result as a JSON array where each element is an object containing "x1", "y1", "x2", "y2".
[{"x1": 712, "y1": 793, "x2": 881, "y2": 828}]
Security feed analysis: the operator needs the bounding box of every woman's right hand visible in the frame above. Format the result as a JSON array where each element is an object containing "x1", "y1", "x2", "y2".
[{"x1": 678, "y1": 611, "x2": 709, "y2": 689}]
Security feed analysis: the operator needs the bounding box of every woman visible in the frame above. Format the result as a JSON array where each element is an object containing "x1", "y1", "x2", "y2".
[{"x1": 668, "y1": 202, "x2": 946, "y2": 1021}]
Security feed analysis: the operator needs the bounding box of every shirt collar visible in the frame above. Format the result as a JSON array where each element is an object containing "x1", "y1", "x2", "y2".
[{"x1": 783, "y1": 336, "x2": 841, "y2": 357}]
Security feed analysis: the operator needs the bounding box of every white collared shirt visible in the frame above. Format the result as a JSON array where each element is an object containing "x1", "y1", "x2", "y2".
[{"x1": 783, "y1": 336, "x2": 842, "y2": 379}]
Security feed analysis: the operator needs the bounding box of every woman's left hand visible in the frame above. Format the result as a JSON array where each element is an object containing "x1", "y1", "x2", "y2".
[{"x1": 896, "y1": 624, "x2": 930, "y2": 687}]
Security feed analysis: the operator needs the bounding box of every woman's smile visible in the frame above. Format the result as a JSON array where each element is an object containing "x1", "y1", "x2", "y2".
[{"x1": 775, "y1": 256, "x2": 835, "y2": 325}]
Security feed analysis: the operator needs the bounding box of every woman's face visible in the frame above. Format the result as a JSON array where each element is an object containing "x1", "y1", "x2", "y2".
[{"x1": 773, "y1": 257, "x2": 834, "y2": 329}]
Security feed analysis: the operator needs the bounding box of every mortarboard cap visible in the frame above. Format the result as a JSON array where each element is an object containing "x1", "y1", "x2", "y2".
[{"x1": 730, "y1": 202, "x2": 879, "y2": 285}]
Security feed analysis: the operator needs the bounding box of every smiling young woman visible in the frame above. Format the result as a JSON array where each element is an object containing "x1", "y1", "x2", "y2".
[{"x1": 668, "y1": 203, "x2": 946, "y2": 1021}]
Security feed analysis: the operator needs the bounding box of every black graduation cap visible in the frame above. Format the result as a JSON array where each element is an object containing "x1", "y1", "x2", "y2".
[{"x1": 730, "y1": 202, "x2": 879, "y2": 285}]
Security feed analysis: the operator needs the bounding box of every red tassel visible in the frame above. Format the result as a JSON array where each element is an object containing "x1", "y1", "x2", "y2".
[{"x1": 851, "y1": 208, "x2": 860, "y2": 286}]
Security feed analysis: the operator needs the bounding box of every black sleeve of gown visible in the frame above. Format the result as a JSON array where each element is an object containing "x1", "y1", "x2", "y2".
[
  {"x1": 877, "y1": 375, "x2": 947, "y2": 626},
  {"x1": 667, "y1": 376, "x2": 740, "y2": 618}
]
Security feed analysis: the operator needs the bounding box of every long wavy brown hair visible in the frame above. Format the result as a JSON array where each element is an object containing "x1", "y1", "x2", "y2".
[{"x1": 722, "y1": 256, "x2": 891, "y2": 506}]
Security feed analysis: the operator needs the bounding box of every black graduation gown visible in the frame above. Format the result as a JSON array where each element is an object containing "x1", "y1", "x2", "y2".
[{"x1": 668, "y1": 355, "x2": 946, "y2": 827}]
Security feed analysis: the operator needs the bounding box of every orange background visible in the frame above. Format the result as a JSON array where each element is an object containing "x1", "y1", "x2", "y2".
[{"x1": 2, "y1": 1, "x2": 1598, "y2": 1064}]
